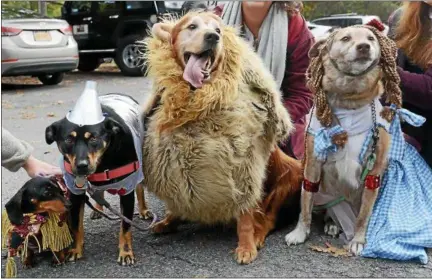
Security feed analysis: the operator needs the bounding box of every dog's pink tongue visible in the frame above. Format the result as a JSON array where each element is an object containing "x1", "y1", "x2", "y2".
[{"x1": 183, "y1": 54, "x2": 206, "y2": 88}]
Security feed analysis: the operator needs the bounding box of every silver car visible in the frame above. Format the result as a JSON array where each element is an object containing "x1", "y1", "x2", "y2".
[{"x1": 1, "y1": 6, "x2": 79, "y2": 85}]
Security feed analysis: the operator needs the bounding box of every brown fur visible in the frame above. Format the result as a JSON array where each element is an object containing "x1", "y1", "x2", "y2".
[
  {"x1": 142, "y1": 12, "x2": 301, "y2": 264},
  {"x1": 253, "y1": 148, "x2": 303, "y2": 249},
  {"x1": 36, "y1": 200, "x2": 68, "y2": 213},
  {"x1": 118, "y1": 227, "x2": 134, "y2": 265}
]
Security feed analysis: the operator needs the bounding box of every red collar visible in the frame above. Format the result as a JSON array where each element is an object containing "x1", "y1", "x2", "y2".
[{"x1": 63, "y1": 161, "x2": 139, "y2": 182}]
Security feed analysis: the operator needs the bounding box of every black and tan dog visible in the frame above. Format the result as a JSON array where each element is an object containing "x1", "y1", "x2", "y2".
[
  {"x1": 4, "y1": 176, "x2": 71, "y2": 268},
  {"x1": 45, "y1": 93, "x2": 150, "y2": 266}
]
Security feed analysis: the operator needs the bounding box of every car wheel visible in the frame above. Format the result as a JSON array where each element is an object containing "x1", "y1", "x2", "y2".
[
  {"x1": 115, "y1": 35, "x2": 146, "y2": 77},
  {"x1": 37, "y1": 73, "x2": 64, "y2": 85},
  {"x1": 78, "y1": 56, "x2": 102, "y2": 72}
]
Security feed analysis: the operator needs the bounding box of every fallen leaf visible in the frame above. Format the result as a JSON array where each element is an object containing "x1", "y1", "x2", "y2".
[
  {"x1": 2, "y1": 101, "x2": 14, "y2": 109},
  {"x1": 16, "y1": 90, "x2": 24, "y2": 95},
  {"x1": 20, "y1": 111, "x2": 36, "y2": 120},
  {"x1": 309, "y1": 243, "x2": 352, "y2": 258},
  {"x1": 57, "y1": 100, "x2": 64, "y2": 105},
  {"x1": 47, "y1": 112, "x2": 55, "y2": 117}
]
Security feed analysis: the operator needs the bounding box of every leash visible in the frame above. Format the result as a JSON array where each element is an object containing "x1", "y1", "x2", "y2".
[
  {"x1": 53, "y1": 175, "x2": 158, "y2": 232},
  {"x1": 85, "y1": 187, "x2": 158, "y2": 232}
]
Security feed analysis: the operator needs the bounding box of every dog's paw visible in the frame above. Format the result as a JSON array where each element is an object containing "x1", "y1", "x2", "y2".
[
  {"x1": 254, "y1": 235, "x2": 266, "y2": 250},
  {"x1": 22, "y1": 259, "x2": 34, "y2": 269},
  {"x1": 118, "y1": 250, "x2": 135, "y2": 266},
  {"x1": 66, "y1": 249, "x2": 83, "y2": 262},
  {"x1": 151, "y1": 220, "x2": 176, "y2": 234},
  {"x1": 285, "y1": 226, "x2": 308, "y2": 246},
  {"x1": 51, "y1": 259, "x2": 64, "y2": 267},
  {"x1": 139, "y1": 209, "x2": 153, "y2": 220},
  {"x1": 51, "y1": 252, "x2": 66, "y2": 267},
  {"x1": 90, "y1": 210, "x2": 103, "y2": 220},
  {"x1": 235, "y1": 246, "x2": 258, "y2": 265},
  {"x1": 348, "y1": 240, "x2": 364, "y2": 256},
  {"x1": 324, "y1": 221, "x2": 340, "y2": 238}
]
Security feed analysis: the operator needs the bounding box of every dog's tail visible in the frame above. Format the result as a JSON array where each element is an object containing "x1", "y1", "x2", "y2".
[{"x1": 263, "y1": 146, "x2": 303, "y2": 228}]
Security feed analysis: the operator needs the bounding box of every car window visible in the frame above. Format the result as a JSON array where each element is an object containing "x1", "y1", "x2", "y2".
[
  {"x1": 97, "y1": 1, "x2": 122, "y2": 14},
  {"x1": 329, "y1": 19, "x2": 347, "y2": 27},
  {"x1": 312, "y1": 19, "x2": 330, "y2": 26},
  {"x1": 346, "y1": 18, "x2": 362, "y2": 26},
  {"x1": 70, "y1": 2, "x2": 92, "y2": 14},
  {"x1": 125, "y1": 1, "x2": 155, "y2": 10}
]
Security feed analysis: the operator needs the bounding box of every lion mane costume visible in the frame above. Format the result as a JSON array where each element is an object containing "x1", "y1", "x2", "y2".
[{"x1": 142, "y1": 15, "x2": 292, "y2": 225}]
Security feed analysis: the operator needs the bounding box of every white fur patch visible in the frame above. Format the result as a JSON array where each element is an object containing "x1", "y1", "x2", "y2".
[{"x1": 285, "y1": 221, "x2": 309, "y2": 246}]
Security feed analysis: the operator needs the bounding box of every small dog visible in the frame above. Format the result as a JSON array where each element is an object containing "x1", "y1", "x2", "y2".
[
  {"x1": 143, "y1": 12, "x2": 302, "y2": 264},
  {"x1": 285, "y1": 25, "x2": 399, "y2": 255},
  {"x1": 4, "y1": 176, "x2": 71, "y2": 268},
  {"x1": 45, "y1": 93, "x2": 150, "y2": 266}
]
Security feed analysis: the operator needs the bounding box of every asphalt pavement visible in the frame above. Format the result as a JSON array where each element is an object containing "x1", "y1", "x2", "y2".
[{"x1": 1, "y1": 69, "x2": 431, "y2": 277}]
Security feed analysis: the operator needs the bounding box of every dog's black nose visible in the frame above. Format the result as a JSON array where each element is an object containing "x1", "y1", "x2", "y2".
[
  {"x1": 204, "y1": 32, "x2": 220, "y2": 44},
  {"x1": 76, "y1": 160, "x2": 89, "y2": 172},
  {"x1": 357, "y1": 43, "x2": 370, "y2": 53}
]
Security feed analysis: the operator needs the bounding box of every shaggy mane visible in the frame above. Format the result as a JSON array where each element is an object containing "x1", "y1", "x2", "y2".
[{"x1": 143, "y1": 15, "x2": 244, "y2": 131}]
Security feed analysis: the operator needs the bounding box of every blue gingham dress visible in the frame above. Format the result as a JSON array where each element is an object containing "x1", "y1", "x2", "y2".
[{"x1": 361, "y1": 105, "x2": 432, "y2": 264}]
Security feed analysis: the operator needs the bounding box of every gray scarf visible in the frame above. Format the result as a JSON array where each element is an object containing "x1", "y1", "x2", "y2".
[{"x1": 221, "y1": 1, "x2": 288, "y2": 88}]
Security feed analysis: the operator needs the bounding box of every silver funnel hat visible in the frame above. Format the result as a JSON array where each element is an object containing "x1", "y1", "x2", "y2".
[{"x1": 66, "y1": 81, "x2": 105, "y2": 126}]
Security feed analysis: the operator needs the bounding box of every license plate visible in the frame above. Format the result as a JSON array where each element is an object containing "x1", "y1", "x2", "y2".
[
  {"x1": 33, "y1": 31, "x2": 51, "y2": 41},
  {"x1": 73, "y1": 24, "x2": 88, "y2": 35}
]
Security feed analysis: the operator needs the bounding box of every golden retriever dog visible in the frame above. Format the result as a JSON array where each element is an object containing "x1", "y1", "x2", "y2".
[
  {"x1": 285, "y1": 25, "x2": 401, "y2": 255},
  {"x1": 142, "y1": 12, "x2": 302, "y2": 264}
]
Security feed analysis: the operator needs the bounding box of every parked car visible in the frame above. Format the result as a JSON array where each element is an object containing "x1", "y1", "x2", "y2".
[
  {"x1": 311, "y1": 13, "x2": 389, "y2": 35},
  {"x1": 61, "y1": 1, "x2": 183, "y2": 77},
  {"x1": 307, "y1": 22, "x2": 338, "y2": 40},
  {"x1": 1, "y1": 5, "x2": 79, "y2": 85}
]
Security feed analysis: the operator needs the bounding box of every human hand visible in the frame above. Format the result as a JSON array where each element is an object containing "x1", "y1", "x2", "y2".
[{"x1": 22, "y1": 155, "x2": 62, "y2": 178}]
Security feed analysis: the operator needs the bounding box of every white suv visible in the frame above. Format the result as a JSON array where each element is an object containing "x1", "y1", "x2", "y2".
[{"x1": 311, "y1": 13, "x2": 389, "y2": 35}]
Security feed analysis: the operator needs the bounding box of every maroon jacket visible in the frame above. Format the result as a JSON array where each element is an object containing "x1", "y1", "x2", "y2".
[
  {"x1": 388, "y1": 10, "x2": 432, "y2": 167},
  {"x1": 214, "y1": 5, "x2": 314, "y2": 159}
]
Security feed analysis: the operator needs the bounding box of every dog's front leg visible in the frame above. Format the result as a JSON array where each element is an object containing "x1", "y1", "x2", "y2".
[
  {"x1": 118, "y1": 191, "x2": 135, "y2": 266},
  {"x1": 136, "y1": 182, "x2": 151, "y2": 219},
  {"x1": 285, "y1": 135, "x2": 322, "y2": 245},
  {"x1": 90, "y1": 191, "x2": 104, "y2": 220},
  {"x1": 67, "y1": 193, "x2": 85, "y2": 262},
  {"x1": 152, "y1": 210, "x2": 181, "y2": 234},
  {"x1": 235, "y1": 210, "x2": 257, "y2": 265},
  {"x1": 350, "y1": 127, "x2": 390, "y2": 255}
]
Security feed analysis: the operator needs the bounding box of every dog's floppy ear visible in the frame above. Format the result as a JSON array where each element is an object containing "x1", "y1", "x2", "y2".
[
  {"x1": 152, "y1": 22, "x2": 173, "y2": 42},
  {"x1": 309, "y1": 39, "x2": 328, "y2": 59},
  {"x1": 45, "y1": 121, "x2": 59, "y2": 145},
  {"x1": 5, "y1": 186, "x2": 27, "y2": 225},
  {"x1": 104, "y1": 117, "x2": 124, "y2": 135}
]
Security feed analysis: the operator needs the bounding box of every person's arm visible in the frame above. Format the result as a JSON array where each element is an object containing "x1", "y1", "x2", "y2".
[
  {"x1": 1, "y1": 127, "x2": 62, "y2": 177},
  {"x1": 1, "y1": 128, "x2": 34, "y2": 172},
  {"x1": 281, "y1": 15, "x2": 314, "y2": 123},
  {"x1": 398, "y1": 66, "x2": 432, "y2": 110}
]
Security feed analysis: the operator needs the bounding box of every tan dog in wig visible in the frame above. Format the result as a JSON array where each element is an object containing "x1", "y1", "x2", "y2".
[
  {"x1": 285, "y1": 24, "x2": 401, "y2": 255},
  {"x1": 142, "y1": 12, "x2": 302, "y2": 264}
]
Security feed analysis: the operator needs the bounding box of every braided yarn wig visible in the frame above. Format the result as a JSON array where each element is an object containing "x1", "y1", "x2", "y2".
[{"x1": 306, "y1": 24, "x2": 402, "y2": 128}]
